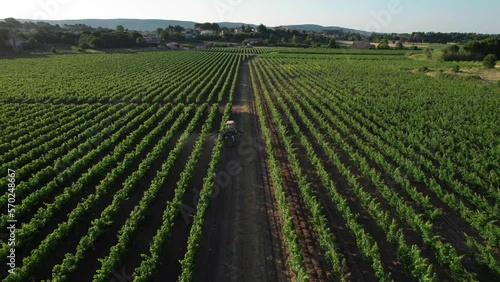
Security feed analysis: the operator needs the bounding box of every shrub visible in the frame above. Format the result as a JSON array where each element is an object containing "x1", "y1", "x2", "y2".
[
  {"x1": 71, "y1": 45, "x2": 84, "y2": 52},
  {"x1": 425, "y1": 47, "x2": 434, "y2": 59},
  {"x1": 452, "y1": 65, "x2": 460, "y2": 72},
  {"x1": 483, "y1": 54, "x2": 497, "y2": 69},
  {"x1": 328, "y1": 38, "x2": 337, "y2": 48},
  {"x1": 79, "y1": 42, "x2": 91, "y2": 50},
  {"x1": 443, "y1": 44, "x2": 460, "y2": 55},
  {"x1": 50, "y1": 47, "x2": 57, "y2": 54},
  {"x1": 377, "y1": 42, "x2": 389, "y2": 49},
  {"x1": 88, "y1": 37, "x2": 103, "y2": 49}
]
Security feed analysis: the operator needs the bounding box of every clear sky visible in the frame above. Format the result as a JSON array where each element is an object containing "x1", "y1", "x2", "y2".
[{"x1": 2, "y1": 0, "x2": 499, "y2": 34}]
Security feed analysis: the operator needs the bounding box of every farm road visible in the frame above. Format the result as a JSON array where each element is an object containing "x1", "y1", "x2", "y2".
[{"x1": 193, "y1": 57, "x2": 290, "y2": 282}]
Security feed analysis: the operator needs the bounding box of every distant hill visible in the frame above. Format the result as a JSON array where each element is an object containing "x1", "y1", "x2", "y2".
[
  {"x1": 279, "y1": 24, "x2": 369, "y2": 35},
  {"x1": 17, "y1": 19, "x2": 198, "y2": 30},
  {"x1": 16, "y1": 18, "x2": 366, "y2": 34},
  {"x1": 217, "y1": 22, "x2": 257, "y2": 29}
]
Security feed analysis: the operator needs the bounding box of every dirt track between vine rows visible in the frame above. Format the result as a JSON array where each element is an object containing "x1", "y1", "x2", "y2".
[{"x1": 193, "y1": 57, "x2": 291, "y2": 282}]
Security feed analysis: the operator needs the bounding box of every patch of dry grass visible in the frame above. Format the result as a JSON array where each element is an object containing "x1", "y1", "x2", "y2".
[{"x1": 458, "y1": 67, "x2": 500, "y2": 82}]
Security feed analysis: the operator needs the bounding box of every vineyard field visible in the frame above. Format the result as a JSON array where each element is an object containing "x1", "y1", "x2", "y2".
[{"x1": 1, "y1": 47, "x2": 499, "y2": 281}]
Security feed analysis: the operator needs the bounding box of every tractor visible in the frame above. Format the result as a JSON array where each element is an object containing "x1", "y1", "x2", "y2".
[{"x1": 222, "y1": 120, "x2": 243, "y2": 147}]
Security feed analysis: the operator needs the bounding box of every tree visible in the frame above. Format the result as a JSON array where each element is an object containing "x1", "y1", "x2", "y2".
[
  {"x1": 166, "y1": 25, "x2": 184, "y2": 34},
  {"x1": 328, "y1": 38, "x2": 337, "y2": 48},
  {"x1": 23, "y1": 37, "x2": 41, "y2": 50},
  {"x1": 267, "y1": 34, "x2": 275, "y2": 44},
  {"x1": 116, "y1": 25, "x2": 125, "y2": 32},
  {"x1": 463, "y1": 40, "x2": 481, "y2": 54},
  {"x1": 211, "y1": 23, "x2": 221, "y2": 31},
  {"x1": 0, "y1": 28, "x2": 9, "y2": 41},
  {"x1": 195, "y1": 22, "x2": 220, "y2": 31},
  {"x1": 243, "y1": 24, "x2": 252, "y2": 33},
  {"x1": 395, "y1": 41, "x2": 404, "y2": 49},
  {"x1": 480, "y1": 37, "x2": 500, "y2": 57},
  {"x1": 88, "y1": 36, "x2": 103, "y2": 49},
  {"x1": 483, "y1": 54, "x2": 497, "y2": 69},
  {"x1": 377, "y1": 42, "x2": 389, "y2": 49},
  {"x1": 257, "y1": 24, "x2": 268, "y2": 34},
  {"x1": 136, "y1": 37, "x2": 147, "y2": 47},
  {"x1": 291, "y1": 35, "x2": 299, "y2": 45},
  {"x1": 51, "y1": 47, "x2": 57, "y2": 53},
  {"x1": 130, "y1": 31, "x2": 143, "y2": 41},
  {"x1": 443, "y1": 44, "x2": 459, "y2": 54},
  {"x1": 3, "y1": 18, "x2": 21, "y2": 28},
  {"x1": 159, "y1": 30, "x2": 169, "y2": 41},
  {"x1": 304, "y1": 36, "x2": 313, "y2": 46},
  {"x1": 79, "y1": 42, "x2": 91, "y2": 50}
]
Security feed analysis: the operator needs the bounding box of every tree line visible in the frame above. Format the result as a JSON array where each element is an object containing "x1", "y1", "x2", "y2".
[
  {"x1": 436, "y1": 37, "x2": 499, "y2": 68},
  {"x1": 1, "y1": 18, "x2": 499, "y2": 54}
]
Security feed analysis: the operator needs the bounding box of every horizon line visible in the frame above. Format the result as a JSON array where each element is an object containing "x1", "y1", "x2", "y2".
[{"x1": 3, "y1": 17, "x2": 499, "y2": 35}]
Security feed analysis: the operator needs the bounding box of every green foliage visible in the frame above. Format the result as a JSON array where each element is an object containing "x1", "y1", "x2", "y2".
[
  {"x1": 79, "y1": 42, "x2": 91, "y2": 50},
  {"x1": 303, "y1": 36, "x2": 314, "y2": 46},
  {"x1": 136, "y1": 36, "x2": 146, "y2": 47},
  {"x1": 194, "y1": 22, "x2": 220, "y2": 31},
  {"x1": 483, "y1": 54, "x2": 497, "y2": 69},
  {"x1": 88, "y1": 36, "x2": 103, "y2": 49},
  {"x1": 23, "y1": 37, "x2": 40, "y2": 50},
  {"x1": 78, "y1": 31, "x2": 139, "y2": 49},
  {"x1": 0, "y1": 51, "x2": 247, "y2": 281},
  {"x1": 395, "y1": 41, "x2": 404, "y2": 50},
  {"x1": 0, "y1": 28, "x2": 12, "y2": 54},
  {"x1": 0, "y1": 28, "x2": 9, "y2": 40},
  {"x1": 443, "y1": 44, "x2": 460, "y2": 55},
  {"x1": 445, "y1": 37, "x2": 500, "y2": 62},
  {"x1": 1, "y1": 18, "x2": 22, "y2": 28},
  {"x1": 70, "y1": 45, "x2": 84, "y2": 52},
  {"x1": 328, "y1": 38, "x2": 337, "y2": 48},
  {"x1": 377, "y1": 42, "x2": 390, "y2": 49},
  {"x1": 452, "y1": 65, "x2": 460, "y2": 72},
  {"x1": 50, "y1": 47, "x2": 57, "y2": 54},
  {"x1": 178, "y1": 64, "x2": 239, "y2": 282},
  {"x1": 242, "y1": 24, "x2": 253, "y2": 33},
  {"x1": 1, "y1": 48, "x2": 499, "y2": 281},
  {"x1": 246, "y1": 52, "x2": 500, "y2": 280},
  {"x1": 256, "y1": 23, "x2": 268, "y2": 34},
  {"x1": 419, "y1": 66, "x2": 430, "y2": 72},
  {"x1": 425, "y1": 47, "x2": 434, "y2": 59},
  {"x1": 130, "y1": 31, "x2": 143, "y2": 40}
]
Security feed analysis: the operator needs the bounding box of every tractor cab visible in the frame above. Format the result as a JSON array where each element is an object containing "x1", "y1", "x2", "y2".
[
  {"x1": 226, "y1": 120, "x2": 236, "y2": 133},
  {"x1": 223, "y1": 120, "x2": 243, "y2": 147}
]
